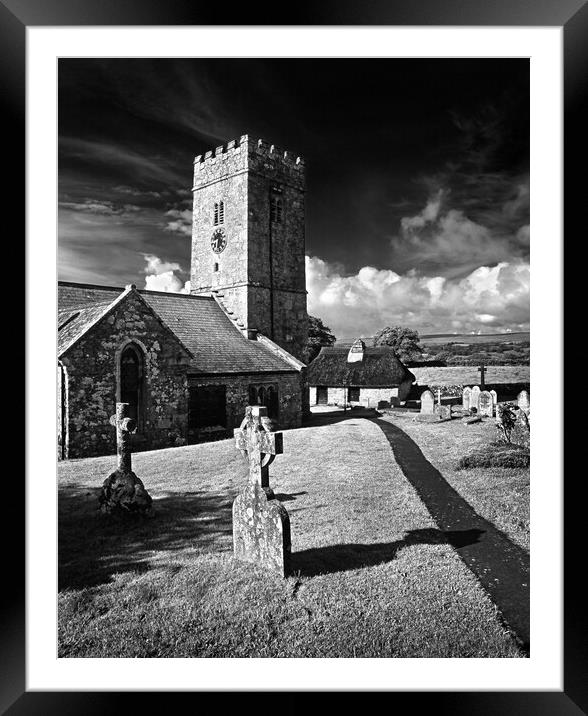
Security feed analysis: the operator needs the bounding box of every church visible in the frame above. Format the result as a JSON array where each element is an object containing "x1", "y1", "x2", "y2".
[{"x1": 58, "y1": 135, "x2": 309, "y2": 459}]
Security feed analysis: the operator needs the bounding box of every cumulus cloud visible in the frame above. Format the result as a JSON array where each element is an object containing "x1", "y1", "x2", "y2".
[
  {"x1": 306, "y1": 255, "x2": 529, "y2": 339},
  {"x1": 143, "y1": 254, "x2": 190, "y2": 293},
  {"x1": 164, "y1": 208, "x2": 192, "y2": 237}
]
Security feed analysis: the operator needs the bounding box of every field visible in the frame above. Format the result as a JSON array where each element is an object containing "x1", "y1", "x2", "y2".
[
  {"x1": 58, "y1": 408, "x2": 529, "y2": 659},
  {"x1": 420, "y1": 332, "x2": 530, "y2": 345},
  {"x1": 409, "y1": 365, "x2": 530, "y2": 387}
]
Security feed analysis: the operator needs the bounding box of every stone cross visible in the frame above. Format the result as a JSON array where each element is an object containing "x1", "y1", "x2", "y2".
[
  {"x1": 100, "y1": 402, "x2": 152, "y2": 515},
  {"x1": 478, "y1": 365, "x2": 487, "y2": 390},
  {"x1": 234, "y1": 405, "x2": 283, "y2": 491},
  {"x1": 109, "y1": 402, "x2": 137, "y2": 473},
  {"x1": 233, "y1": 405, "x2": 290, "y2": 576}
]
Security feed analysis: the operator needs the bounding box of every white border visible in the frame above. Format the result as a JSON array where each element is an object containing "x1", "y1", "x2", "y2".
[{"x1": 27, "y1": 26, "x2": 562, "y2": 691}]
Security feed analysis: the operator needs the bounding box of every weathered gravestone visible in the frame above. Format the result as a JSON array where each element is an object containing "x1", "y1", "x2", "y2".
[
  {"x1": 99, "y1": 402, "x2": 153, "y2": 515},
  {"x1": 517, "y1": 390, "x2": 530, "y2": 415},
  {"x1": 233, "y1": 405, "x2": 291, "y2": 577},
  {"x1": 433, "y1": 404, "x2": 452, "y2": 420},
  {"x1": 490, "y1": 390, "x2": 498, "y2": 408},
  {"x1": 470, "y1": 386, "x2": 481, "y2": 412},
  {"x1": 479, "y1": 390, "x2": 494, "y2": 417},
  {"x1": 420, "y1": 389, "x2": 435, "y2": 414},
  {"x1": 462, "y1": 386, "x2": 471, "y2": 411}
]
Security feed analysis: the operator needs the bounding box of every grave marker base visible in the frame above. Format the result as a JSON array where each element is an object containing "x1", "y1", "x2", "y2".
[{"x1": 233, "y1": 482, "x2": 291, "y2": 577}]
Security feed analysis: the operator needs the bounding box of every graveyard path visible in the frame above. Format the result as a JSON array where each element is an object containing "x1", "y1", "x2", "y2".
[{"x1": 373, "y1": 417, "x2": 530, "y2": 654}]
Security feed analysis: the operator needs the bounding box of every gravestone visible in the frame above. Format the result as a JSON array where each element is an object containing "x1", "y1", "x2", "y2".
[
  {"x1": 490, "y1": 390, "x2": 498, "y2": 408},
  {"x1": 434, "y1": 404, "x2": 451, "y2": 420},
  {"x1": 233, "y1": 405, "x2": 291, "y2": 577},
  {"x1": 479, "y1": 390, "x2": 494, "y2": 417},
  {"x1": 420, "y1": 390, "x2": 435, "y2": 414},
  {"x1": 470, "y1": 385, "x2": 481, "y2": 412},
  {"x1": 99, "y1": 402, "x2": 153, "y2": 515},
  {"x1": 462, "y1": 386, "x2": 471, "y2": 411},
  {"x1": 517, "y1": 390, "x2": 530, "y2": 415}
]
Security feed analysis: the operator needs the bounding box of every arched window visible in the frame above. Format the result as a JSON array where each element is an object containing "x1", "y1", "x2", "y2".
[{"x1": 120, "y1": 344, "x2": 144, "y2": 425}]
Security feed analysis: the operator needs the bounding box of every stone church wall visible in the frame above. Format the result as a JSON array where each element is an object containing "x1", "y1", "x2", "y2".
[
  {"x1": 60, "y1": 292, "x2": 191, "y2": 458},
  {"x1": 187, "y1": 371, "x2": 303, "y2": 436}
]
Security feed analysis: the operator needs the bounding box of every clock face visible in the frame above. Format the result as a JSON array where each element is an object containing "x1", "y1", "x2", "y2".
[{"x1": 210, "y1": 227, "x2": 227, "y2": 254}]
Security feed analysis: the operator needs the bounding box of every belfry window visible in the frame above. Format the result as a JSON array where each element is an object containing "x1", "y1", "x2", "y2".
[
  {"x1": 270, "y1": 195, "x2": 283, "y2": 224},
  {"x1": 213, "y1": 200, "x2": 225, "y2": 226}
]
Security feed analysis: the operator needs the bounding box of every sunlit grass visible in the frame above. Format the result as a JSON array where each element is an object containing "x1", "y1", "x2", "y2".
[{"x1": 58, "y1": 414, "x2": 525, "y2": 658}]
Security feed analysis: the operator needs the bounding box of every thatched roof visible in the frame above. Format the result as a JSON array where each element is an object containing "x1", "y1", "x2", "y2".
[{"x1": 307, "y1": 346, "x2": 415, "y2": 387}]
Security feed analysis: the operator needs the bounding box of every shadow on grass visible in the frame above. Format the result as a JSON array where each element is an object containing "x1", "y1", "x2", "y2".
[
  {"x1": 373, "y1": 417, "x2": 530, "y2": 653},
  {"x1": 274, "y1": 491, "x2": 308, "y2": 502},
  {"x1": 300, "y1": 408, "x2": 378, "y2": 430},
  {"x1": 59, "y1": 483, "x2": 234, "y2": 591},
  {"x1": 292, "y1": 528, "x2": 485, "y2": 577}
]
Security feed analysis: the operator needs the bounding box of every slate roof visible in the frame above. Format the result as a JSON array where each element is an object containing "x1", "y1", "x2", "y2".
[
  {"x1": 306, "y1": 345, "x2": 415, "y2": 387},
  {"x1": 58, "y1": 300, "x2": 116, "y2": 355},
  {"x1": 58, "y1": 282, "x2": 300, "y2": 374}
]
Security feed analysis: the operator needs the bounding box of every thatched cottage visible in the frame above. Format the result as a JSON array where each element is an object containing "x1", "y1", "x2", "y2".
[{"x1": 306, "y1": 339, "x2": 415, "y2": 408}]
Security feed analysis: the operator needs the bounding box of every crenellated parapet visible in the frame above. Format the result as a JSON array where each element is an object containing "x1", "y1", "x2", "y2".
[{"x1": 193, "y1": 135, "x2": 305, "y2": 190}]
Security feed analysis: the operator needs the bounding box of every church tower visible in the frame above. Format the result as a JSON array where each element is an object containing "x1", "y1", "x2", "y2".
[{"x1": 190, "y1": 135, "x2": 308, "y2": 363}]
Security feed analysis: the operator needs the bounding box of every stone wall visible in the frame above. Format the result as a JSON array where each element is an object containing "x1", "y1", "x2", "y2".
[
  {"x1": 310, "y1": 380, "x2": 413, "y2": 407},
  {"x1": 187, "y1": 371, "x2": 303, "y2": 436},
  {"x1": 59, "y1": 291, "x2": 191, "y2": 458}
]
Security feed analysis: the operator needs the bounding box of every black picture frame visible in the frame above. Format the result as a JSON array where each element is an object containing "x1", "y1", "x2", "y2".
[{"x1": 10, "y1": 0, "x2": 586, "y2": 712}]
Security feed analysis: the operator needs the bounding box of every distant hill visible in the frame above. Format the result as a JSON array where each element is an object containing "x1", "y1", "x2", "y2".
[
  {"x1": 420, "y1": 332, "x2": 530, "y2": 345},
  {"x1": 336, "y1": 332, "x2": 530, "y2": 347}
]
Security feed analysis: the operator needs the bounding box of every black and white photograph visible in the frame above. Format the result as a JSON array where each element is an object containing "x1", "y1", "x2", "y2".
[{"x1": 55, "y1": 55, "x2": 534, "y2": 660}]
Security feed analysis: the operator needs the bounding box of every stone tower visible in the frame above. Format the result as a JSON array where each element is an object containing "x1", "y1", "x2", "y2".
[{"x1": 190, "y1": 135, "x2": 308, "y2": 363}]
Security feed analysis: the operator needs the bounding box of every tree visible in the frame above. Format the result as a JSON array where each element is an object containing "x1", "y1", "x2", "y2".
[
  {"x1": 306, "y1": 315, "x2": 336, "y2": 363},
  {"x1": 372, "y1": 325, "x2": 424, "y2": 363}
]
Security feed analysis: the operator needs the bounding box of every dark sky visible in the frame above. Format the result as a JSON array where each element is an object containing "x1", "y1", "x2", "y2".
[{"x1": 58, "y1": 58, "x2": 530, "y2": 337}]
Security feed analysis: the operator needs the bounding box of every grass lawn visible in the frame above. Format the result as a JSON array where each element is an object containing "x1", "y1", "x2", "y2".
[
  {"x1": 59, "y1": 414, "x2": 525, "y2": 658},
  {"x1": 379, "y1": 412, "x2": 530, "y2": 551}
]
